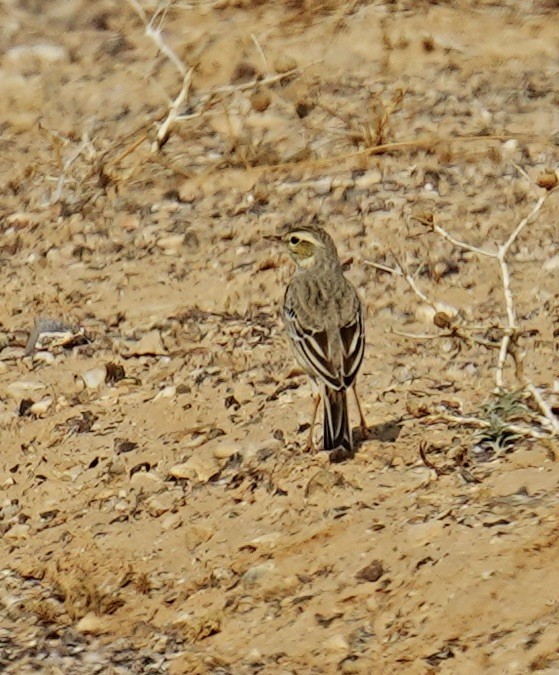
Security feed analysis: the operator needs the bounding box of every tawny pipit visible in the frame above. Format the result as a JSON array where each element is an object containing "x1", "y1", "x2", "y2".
[{"x1": 283, "y1": 226, "x2": 367, "y2": 456}]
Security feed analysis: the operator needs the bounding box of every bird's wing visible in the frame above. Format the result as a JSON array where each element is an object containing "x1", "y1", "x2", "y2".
[
  {"x1": 339, "y1": 300, "x2": 365, "y2": 388},
  {"x1": 283, "y1": 302, "x2": 343, "y2": 390}
]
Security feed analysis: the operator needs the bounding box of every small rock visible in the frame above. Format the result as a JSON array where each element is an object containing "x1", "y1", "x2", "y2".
[
  {"x1": 153, "y1": 385, "x2": 176, "y2": 401},
  {"x1": 537, "y1": 171, "x2": 558, "y2": 190},
  {"x1": 415, "y1": 304, "x2": 436, "y2": 324},
  {"x1": 7, "y1": 380, "x2": 46, "y2": 397},
  {"x1": 6, "y1": 43, "x2": 68, "y2": 64},
  {"x1": 178, "y1": 180, "x2": 199, "y2": 203},
  {"x1": 161, "y1": 513, "x2": 182, "y2": 531},
  {"x1": 29, "y1": 396, "x2": 53, "y2": 417},
  {"x1": 543, "y1": 254, "x2": 559, "y2": 272},
  {"x1": 273, "y1": 53, "x2": 297, "y2": 73},
  {"x1": 323, "y1": 633, "x2": 350, "y2": 654},
  {"x1": 184, "y1": 524, "x2": 215, "y2": 549},
  {"x1": 305, "y1": 469, "x2": 345, "y2": 498},
  {"x1": 75, "y1": 612, "x2": 110, "y2": 635},
  {"x1": 82, "y1": 367, "x2": 107, "y2": 389},
  {"x1": 170, "y1": 455, "x2": 219, "y2": 483},
  {"x1": 0, "y1": 412, "x2": 17, "y2": 428},
  {"x1": 250, "y1": 89, "x2": 271, "y2": 112},
  {"x1": 129, "y1": 471, "x2": 162, "y2": 492},
  {"x1": 365, "y1": 595, "x2": 379, "y2": 613},
  {"x1": 145, "y1": 492, "x2": 175, "y2": 517},
  {"x1": 33, "y1": 351, "x2": 55, "y2": 365},
  {"x1": 157, "y1": 234, "x2": 185, "y2": 254},
  {"x1": 243, "y1": 438, "x2": 282, "y2": 463},
  {"x1": 240, "y1": 532, "x2": 281, "y2": 551},
  {"x1": 407, "y1": 519, "x2": 445, "y2": 547},
  {"x1": 313, "y1": 177, "x2": 333, "y2": 195},
  {"x1": 213, "y1": 441, "x2": 243, "y2": 460},
  {"x1": 211, "y1": 567, "x2": 234, "y2": 584},
  {"x1": 355, "y1": 560, "x2": 385, "y2": 583},
  {"x1": 4, "y1": 523, "x2": 31, "y2": 541},
  {"x1": 242, "y1": 561, "x2": 276, "y2": 586},
  {"x1": 128, "y1": 330, "x2": 166, "y2": 356},
  {"x1": 355, "y1": 170, "x2": 382, "y2": 189}
]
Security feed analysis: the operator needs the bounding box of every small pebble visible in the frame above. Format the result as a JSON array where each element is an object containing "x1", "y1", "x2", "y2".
[{"x1": 82, "y1": 367, "x2": 107, "y2": 389}]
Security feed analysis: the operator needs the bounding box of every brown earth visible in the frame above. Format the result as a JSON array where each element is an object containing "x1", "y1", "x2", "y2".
[{"x1": 1, "y1": 1, "x2": 559, "y2": 673}]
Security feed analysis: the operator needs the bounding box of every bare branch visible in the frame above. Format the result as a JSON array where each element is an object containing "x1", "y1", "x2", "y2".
[
  {"x1": 152, "y1": 67, "x2": 194, "y2": 153},
  {"x1": 423, "y1": 412, "x2": 553, "y2": 441},
  {"x1": 407, "y1": 184, "x2": 557, "y2": 437},
  {"x1": 127, "y1": 0, "x2": 186, "y2": 76},
  {"x1": 363, "y1": 260, "x2": 403, "y2": 276},
  {"x1": 392, "y1": 254, "x2": 436, "y2": 310}
]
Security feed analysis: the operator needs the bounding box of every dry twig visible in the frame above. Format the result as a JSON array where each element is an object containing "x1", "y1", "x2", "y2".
[{"x1": 405, "y1": 188, "x2": 558, "y2": 437}]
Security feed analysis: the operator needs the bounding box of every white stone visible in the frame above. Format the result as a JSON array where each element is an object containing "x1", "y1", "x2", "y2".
[{"x1": 82, "y1": 367, "x2": 106, "y2": 389}]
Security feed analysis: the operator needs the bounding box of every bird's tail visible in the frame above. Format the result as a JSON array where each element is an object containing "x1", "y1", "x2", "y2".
[{"x1": 323, "y1": 388, "x2": 352, "y2": 453}]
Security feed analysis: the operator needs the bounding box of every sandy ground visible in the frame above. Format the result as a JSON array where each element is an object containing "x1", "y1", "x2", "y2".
[{"x1": 1, "y1": 0, "x2": 559, "y2": 673}]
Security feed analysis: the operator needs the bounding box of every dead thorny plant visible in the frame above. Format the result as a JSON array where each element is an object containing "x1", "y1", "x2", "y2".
[{"x1": 368, "y1": 179, "x2": 558, "y2": 449}]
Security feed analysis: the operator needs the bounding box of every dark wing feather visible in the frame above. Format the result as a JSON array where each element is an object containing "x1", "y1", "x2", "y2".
[
  {"x1": 339, "y1": 301, "x2": 365, "y2": 388},
  {"x1": 283, "y1": 305, "x2": 342, "y2": 389}
]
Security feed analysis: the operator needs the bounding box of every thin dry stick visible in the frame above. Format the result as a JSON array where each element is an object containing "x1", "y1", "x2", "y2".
[
  {"x1": 423, "y1": 412, "x2": 553, "y2": 441},
  {"x1": 152, "y1": 67, "x2": 194, "y2": 152},
  {"x1": 251, "y1": 33, "x2": 269, "y2": 71},
  {"x1": 495, "y1": 194, "x2": 547, "y2": 388},
  {"x1": 419, "y1": 192, "x2": 558, "y2": 435},
  {"x1": 363, "y1": 260, "x2": 403, "y2": 276},
  {"x1": 48, "y1": 136, "x2": 93, "y2": 206},
  {"x1": 127, "y1": 0, "x2": 186, "y2": 77},
  {"x1": 429, "y1": 194, "x2": 548, "y2": 389},
  {"x1": 391, "y1": 253, "x2": 435, "y2": 310}
]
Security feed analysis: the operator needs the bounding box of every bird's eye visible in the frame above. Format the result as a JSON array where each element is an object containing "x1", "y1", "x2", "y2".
[{"x1": 289, "y1": 236, "x2": 300, "y2": 246}]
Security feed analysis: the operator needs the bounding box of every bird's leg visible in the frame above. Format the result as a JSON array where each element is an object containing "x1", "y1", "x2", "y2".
[
  {"x1": 353, "y1": 384, "x2": 368, "y2": 435},
  {"x1": 305, "y1": 392, "x2": 321, "y2": 453}
]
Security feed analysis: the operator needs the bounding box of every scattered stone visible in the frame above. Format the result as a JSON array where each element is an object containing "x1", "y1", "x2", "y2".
[
  {"x1": 155, "y1": 386, "x2": 177, "y2": 402},
  {"x1": 6, "y1": 43, "x2": 68, "y2": 65},
  {"x1": 355, "y1": 170, "x2": 382, "y2": 189},
  {"x1": 170, "y1": 455, "x2": 219, "y2": 483},
  {"x1": 157, "y1": 234, "x2": 185, "y2": 254},
  {"x1": 273, "y1": 53, "x2": 297, "y2": 73},
  {"x1": 178, "y1": 180, "x2": 199, "y2": 203},
  {"x1": 127, "y1": 330, "x2": 166, "y2": 356},
  {"x1": 7, "y1": 380, "x2": 46, "y2": 397},
  {"x1": 0, "y1": 412, "x2": 17, "y2": 428},
  {"x1": 240, "y1": 531, "x2": 281, "y2": 551},
  {"x1": 323, "y1": 633, "x2": 350, "y2": 654},
  {"x1": 29, "y1": 396, "x2": 53, "y2": 417},
  {"x1": 213, "y1": 440, "x2": 243, "y2": 460},
  {"x1": 356, "y1": 560, "x2": 385, "y2": 583},
  {"x1": 4, "y1": 523, "x2": 31, "y2": 541},
  {"x1": 145, "y1": 492, "x2": 176, "y2": 517},
  {"x1": 75, "y1": 612, "x2": 110, "y2": 635},
  {"x1": 305, "y1": 469, "x2": 345, "y2": 498},
  {"x1": 129, "y1": 471, "x2": 162, "y2": 492},
  {"x1": 161, "y1": 513, "x2": 182, "y2": 531},
  {"x1": 184, "y1": 523, "x2": 216, "y2": 549},
  {"x1": 242, "y1": 561, "x2": 276, "y2": 586},
  {"x1": 537, "y1": 170, "x2": 558, "y2": 190},
  {"x1": 82, "y1": 367, "x2": 107, "y2": 389},
  {"x1": 543, "y1": 254, "x2": 559, "y2": 272},
  {"x1": 250, "y1": 89, "x2": 271, "y2": 112},
  {"x1": 407, "y1": 520, "x2": 445, "y2": 547}
]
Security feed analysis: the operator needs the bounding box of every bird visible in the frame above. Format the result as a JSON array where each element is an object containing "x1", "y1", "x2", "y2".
[{"x1": 282, "y1": 225, "x2": 367, "y2": 459}]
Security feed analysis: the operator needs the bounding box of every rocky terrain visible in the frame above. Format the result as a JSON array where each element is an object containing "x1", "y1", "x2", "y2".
[{"x1": 1, "y1": 1, "x2": 558, "y2": 673}]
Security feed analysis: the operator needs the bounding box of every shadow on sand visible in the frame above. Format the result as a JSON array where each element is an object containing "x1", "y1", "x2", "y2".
[{"x1": 329, "y1": 418, "x2": 404, "y2": 463}]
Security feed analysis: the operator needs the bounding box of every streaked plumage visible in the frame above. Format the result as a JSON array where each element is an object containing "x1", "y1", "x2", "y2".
[{"x1": 282, "y1": 225, "x2": 366, "y2": 457}]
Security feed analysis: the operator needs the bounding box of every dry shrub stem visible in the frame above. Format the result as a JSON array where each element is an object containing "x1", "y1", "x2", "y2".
[
  {"x1": 383, "y1": 188, "x2": 558, "y2": 438},
  {"x1": 152, "y1": 67, "x2": 194, "y2": 152}
]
